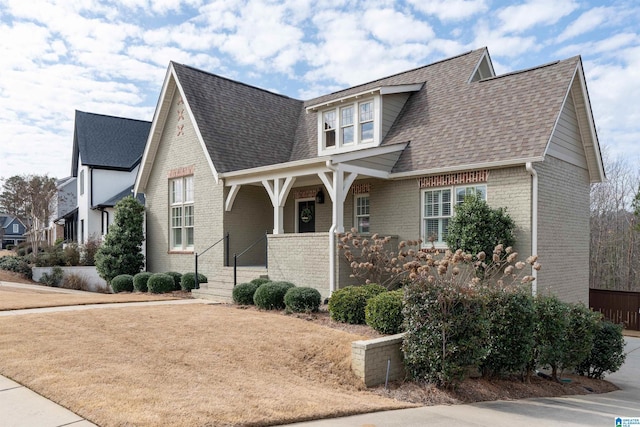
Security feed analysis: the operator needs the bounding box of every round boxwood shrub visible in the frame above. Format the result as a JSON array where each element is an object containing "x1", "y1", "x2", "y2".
[
  {"x1": 133, "y1": 272, "x2": 153, "y2": 292},
  {"x1": 576, "y1": 320, "x2": 626, "y2": 379},
  {"x1": 251, "y1": 277, "x2": 271, "y2": 286},
  {"x1": 284, "y1": 287, "x2": 322, "y2": 313},
  {"x1": 365, "y1": 289, "x2": 404, "y2": 334},
  {"x1": 147, "y1": 273, "x2": 175, "y2": 294},
  {"x1": 328, "y1": 284, "x2": 387, "y2": 324},
  {"x1": 181, "y1": 272, "x2": 208, "y2": 291},
  {"x1": 253, "y1": 281, "x2": 295, "y2": 310},
  {"x1": 111, "y1": 274, "x2": 134, "y2": 293},
  {"x1": 165, "y1": 271, "x2": 182, "y2": 291},
  {"x1": 233, "y1": 282, "x2": 261, "y2": 305}
]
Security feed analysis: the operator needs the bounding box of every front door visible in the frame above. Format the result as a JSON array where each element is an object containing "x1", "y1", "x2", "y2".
[{"x1": 298, "y1": 200, "x2": 315, "y2": 233}]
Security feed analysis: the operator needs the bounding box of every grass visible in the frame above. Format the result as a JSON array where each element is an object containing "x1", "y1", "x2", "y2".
[
  {"x1": 0, "y1": 283, "x2": 180, "y2": 311},
  {"x1": 0, "y1": 304, "x2": 413, "y2": 426}
]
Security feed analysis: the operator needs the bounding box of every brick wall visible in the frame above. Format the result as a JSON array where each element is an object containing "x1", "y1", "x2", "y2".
[
  {"x1": 536, "y1": 156, "x2": 590, "y2": 303},
  {"x1": 351, "y1": 333, "x2": 405, "y2": 387},
  {"x1": 267, "y1": 233, "x2": 331, "y2": 298},
  {"x1": 143, "y1": 87, "x2": 224, "y2": 278}
]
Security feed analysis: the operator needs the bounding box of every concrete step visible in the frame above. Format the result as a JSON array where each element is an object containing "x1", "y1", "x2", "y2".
[
  {"x1": 191, "y1": 287, "x2": 233, "y2": 303},
  {"x1": 192, "y1": 266, "x2": 268, "y2": 302}
]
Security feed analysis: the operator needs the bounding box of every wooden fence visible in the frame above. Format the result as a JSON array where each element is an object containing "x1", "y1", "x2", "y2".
[{"x1": 589, "y1": 288, "x2": 640, "y2": 331}]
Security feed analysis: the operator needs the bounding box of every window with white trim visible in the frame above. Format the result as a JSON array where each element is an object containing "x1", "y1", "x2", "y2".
[
  {"x1": 170, "y1": 176, "x2": 194, "y2": 250},
  {"x1": 13, "y1": 224, "x2": 19, "y2": 233},
  {"x1": 355, "y1": 194, "x2": 370, "y2": 233},
  {"x1": 321, "y1": 99, "x2": 376, "y2": 150},
  {"x1": 422, "y1": 185, "x2": 486, "y2": 246}
]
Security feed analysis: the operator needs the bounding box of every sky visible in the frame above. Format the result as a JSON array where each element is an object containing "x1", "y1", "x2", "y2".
[{"x1": 0, "y1": 0, "x2": 639, "y2": 181}]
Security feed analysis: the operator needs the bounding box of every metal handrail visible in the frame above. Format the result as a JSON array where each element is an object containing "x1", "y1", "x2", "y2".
[
  {"x1": 194, "y1": 232, "x2": 229, "y2": 289},
  {"x1": 233, "y1": 231, "x2": 268, "y2": 287}
]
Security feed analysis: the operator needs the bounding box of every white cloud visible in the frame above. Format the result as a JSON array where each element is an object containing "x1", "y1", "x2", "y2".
[
  {"x1": 556, "y1": 6, "x2": 614, "y2": 42},
  {"x1": 472, "y1": 21, "x2": 538, "y2": 58},
  {"x1": 364, "y1": 8, "x2": 435, "y2": 45},
  {"x1": 497, "y1": 0, "x2": 578, "y2": 34},
  {"x1": 407, "y1": 0, "x2": 488, "y2": 21}
]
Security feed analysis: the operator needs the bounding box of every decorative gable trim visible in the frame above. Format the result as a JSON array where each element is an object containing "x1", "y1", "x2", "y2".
[
  {"x1": 352, "y1": 183, "x2": 370, "y2": 194},
  {"x1": 417, "y1": 170, "x2": 488, "y2": 189},
  {"x1": 294, "y1": 188, "x2": 321, "y2": 199},
  {"x1": 168, "y1": 165, "x2": 195, "y2": 179}
]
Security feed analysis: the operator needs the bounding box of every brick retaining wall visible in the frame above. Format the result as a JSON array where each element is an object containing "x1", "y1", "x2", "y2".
[{"x1": 351, "y1": 333, "x2": 405, "y2": 387}]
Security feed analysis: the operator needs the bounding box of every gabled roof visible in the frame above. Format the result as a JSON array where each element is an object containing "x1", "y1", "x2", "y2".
[
  {"x1": 137, "y1": 47, "x2": 604, "y2": 189},
  {"x1": 71, "y1": 111, "x2": 151, "y2": 176},
  {"x1": 94, "y1": 185, "x2": 144, "y2": 208}
]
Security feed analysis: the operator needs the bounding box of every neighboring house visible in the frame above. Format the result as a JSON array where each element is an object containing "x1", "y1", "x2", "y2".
[
  {"x1": 71, "y1": 110, "x2": 151, "y2": 244},
  {"x1": 48, "y1": 176, "x2": 77, "y2": 245},
  {"x1": 134, "y1": 47, "x2": 604, "y2": 303},
  {"x1": 0, "y1": 213, "x2": 26, "y2": 249}
]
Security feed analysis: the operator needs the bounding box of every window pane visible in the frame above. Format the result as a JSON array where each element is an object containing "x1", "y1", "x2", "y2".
[
  {"x1": 172, "y1": 180, "x2": 183, "y2": 204},
  {"x1": 341, "y1": 106, "x2": 353, "y2": 126},
  {"x1": 456, "y1": 188, "x2": 466, "y2": 204},
  {"x1": 184, "y1": 205, "x2": 194, "y2": 226},
  {"x1": 360, "y1": 122, "x2": 373, "y2": 141},
  {"x1": 360, "y1": 101, "x2": 373, "y2": 122},
  {"x1": 442, "y1": 218, "x2": 449, "y2": 240},
  {"x1": 184, "y1": 177, "x2": 194, "y2": 202},
  {"x1": 426, "y1": 219, "x2": 440, "y2": 241},
  {"x1": 186, "y1": 228, "x2": 194, "y2": 246},
  {"x1": 173, "y1": 228, "x2": 182, "y2": 246},
  {"x1": 325, "y1": 130, "x2": 335, "y2": 147},
  {"x1": 442, "y1": 189, "x2": 451, "y2": 216},
  {"x1": 342, "y1": 126, "x2": 354, "y2": 144},
  {"x1": 358, "y1": 217, "x2": 370, "y2": 233},
  {"x1": 323, "y1": 111, "x2": 335, "y2": 129},
  {"x1": 172, "y1": 207, "x2": 182, "y2": 227}
]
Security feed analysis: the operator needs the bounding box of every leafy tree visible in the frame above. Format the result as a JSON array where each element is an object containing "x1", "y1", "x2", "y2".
[
  {"x1": 0, "y1": 174, "x2": 57, "y2": 255},
  {"x1": 445, "y1": 193, "x2": 515, "y2": 260},
  {"x1": 95, "y1": 196, "x2": 145, "y2": 283}
]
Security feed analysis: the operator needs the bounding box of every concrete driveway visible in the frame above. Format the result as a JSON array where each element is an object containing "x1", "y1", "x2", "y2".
[{"x1": 286, "y1": 336, "x2": 640, "y2": 427}]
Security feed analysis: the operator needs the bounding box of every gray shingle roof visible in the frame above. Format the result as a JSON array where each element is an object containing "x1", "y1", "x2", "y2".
[
  {"x1": 172, "y1": 48, "x2": 581, "y2": 175},
  {"x1": 172, "y1": 63, "x2": 304, "y2": 173},
  {"x1": 71, "y1": 111, "x2": 151, "y2": 175},
  {"x1": 95, "y1": 185, "x2": 144, "y2": 208}
]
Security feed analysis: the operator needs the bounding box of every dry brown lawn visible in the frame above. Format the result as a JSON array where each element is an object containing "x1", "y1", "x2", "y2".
[
  {"x1": 0, "y1": 282, "x2": 181, "y2": 311},
  {"x1": 0, "y1": 304, "x2": 414, "y2": 426}
]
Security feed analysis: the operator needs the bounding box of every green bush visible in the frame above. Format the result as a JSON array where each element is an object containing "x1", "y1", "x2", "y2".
[
  {"x1": 445, "y1": 193, "x2": 515, "y2": 261},
  {"x1": 39, "y1": 266, "x2": 64, "y2": 287},
  {"x1": 147, "y1": 273, "x2": 175, "y2": 294},
  {"x1": 250, "y1": 277, "x2": 271, "y2": 286},
  {"x1": 284, "y1": 287, "x2": 322, "y2": 313},
  {"x1": 481, "y1": 288, "x2": 535, "y2": 377},
  {"x1": 181, "y1": 272, "x2": 208, "y2": 291},
  {"x1": 577, "y1": 320, "x2": 627, "y2": 379},
  {"x1": 532, "y1": 295, "x2": 570, "y2": 380},
  {"x1": 165, "y1": 271, "x2": 182, "y2": 291},
  {"x1": 233, "y1": 282, "x2": 261, "y2": 305},
  {"x1": 81, "y1": 236, "x2": 101, "y2": 266},
  {"x1": 111, "y1": 274, "x2": 134, "y2": 293},
  {"x1": 559, "y1": 303, "x2": 599, "y2": 374},
  {"x1": 0, "y1": 255, "x2": 33, "y2": 279},
  {"x1": 133, "y1": 272, "x2": 153, "y2": 292},
  {"x1": 328, "y1": 284, "x2": 386, "y2": 324},
  {"x1": 34, "y1": 245, "x2": 65, "y2": 267},
  {"x1": 402, "y1": 279, "x2": 489, "y2": 388},
  {"x1": 365, "y1": 289, "x2": 404, "y2": 334},
  {"x1": 253, "y1": 281, "x2": 295, "y2": 310}
]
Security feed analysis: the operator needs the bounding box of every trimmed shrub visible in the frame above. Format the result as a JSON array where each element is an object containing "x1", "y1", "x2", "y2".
[
  {"x1": 402, "y1": 279, "x2": 489, "y2": 388},
  {"x1": 559, "y1": 303, "x2": 600, "y2": 374},
  {"x1": 481, "y1": 288, "x2": 535, "y2": 378},
  {"x1": 111, "y1": 274, "x2": 134, "y2": 293},
  {"x1": 181, "y1": 272, "x2": 208, "y2": 291},
  {"x1": 34, "y1": 245, "x2": 65, "y2": 267},
  {"x1": 148, "y1": 273, "x2": 175, "y2": 294},
  {"x1": 0, "y1": 255, "x2": 33, "y2": 279},
  {"x1": 532, "y1": 295, "x2": 570, "y2": 380},
  {"x1": 577, "y1": 320, "x2": 626, "y2": 379},
  {"x1": 39, "y1": 266, "x2": 64, "y2": 287},
  {"x1": 253, "y1": 281, "x2": 295, "y2": 310},
  {"x1": 250, "y1": 277, "x2": 271, "y2": 286},
  {"x1": 233, "y1": 282, "x2": 261, "y2": 305},
  {"x1": 284, "y1": 287, "x2": 321, "y2": 313},
  {"x1": 365, "y1": 289, "x2": 404, "y2": 334},
  {"x1": 328, "y1": 284, "x2": 386, "y2": 325},
  {"x1": 165, "y1": 271, "x2": 182, "y2": 291},
  {"x1": 133, "y1": 272, "x2": 153, "y2": 293}
]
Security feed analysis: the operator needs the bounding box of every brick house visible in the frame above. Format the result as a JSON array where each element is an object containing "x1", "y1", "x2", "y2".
[{"x1": 134, "y1": 47, "x2": 604, "y2": 303}]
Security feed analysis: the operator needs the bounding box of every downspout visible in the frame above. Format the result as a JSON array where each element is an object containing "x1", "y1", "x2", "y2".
[
  {"x1": 526, "y1": 162, "x2": 538, "y2": 296},
  {"x1": 326, "y1": 160, "x2": 337, "y2": 296}
]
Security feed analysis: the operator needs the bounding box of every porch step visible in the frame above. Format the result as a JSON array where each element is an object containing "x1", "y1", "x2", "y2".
[{"x1": 191, "y1": 266, "x2": 268, "y2": 303}]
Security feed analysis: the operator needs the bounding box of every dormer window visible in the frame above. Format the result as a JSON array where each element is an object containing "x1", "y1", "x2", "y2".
[{"x1": 320, "y1": 98, "x2": 378, "y2": 152}]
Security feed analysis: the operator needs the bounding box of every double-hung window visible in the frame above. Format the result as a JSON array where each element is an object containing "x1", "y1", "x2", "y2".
[
  {"x1": 321, "y1": 98, "x2": 376, "y2": 150},
  {"x1": 355, "y1": 194, "x2": 370, "y2": 233},
  {"x1": 170, "y1": 176, "x2": 194, "y2": 250},
  {"x1": 422, "y1": 185, "x2": 486, "y2": 246}
]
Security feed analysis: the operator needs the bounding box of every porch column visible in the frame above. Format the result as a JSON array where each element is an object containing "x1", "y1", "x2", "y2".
[{"x1": 262, "y1": 177, "x2": 296, "y2": 234}]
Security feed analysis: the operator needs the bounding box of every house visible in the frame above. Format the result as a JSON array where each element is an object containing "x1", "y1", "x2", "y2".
[
  {"x1": 134, "y1": 47, "x2": 604, "y2": 303},
  {"x1": 71, "y1": 111, "x2": 151, "y2": 244},
  {"x1": 0, "y1": 213, "x2": 26, "y2": 249},
  {"x1": 48, "y1": 176, "x2": 77, "y2": 245}
]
